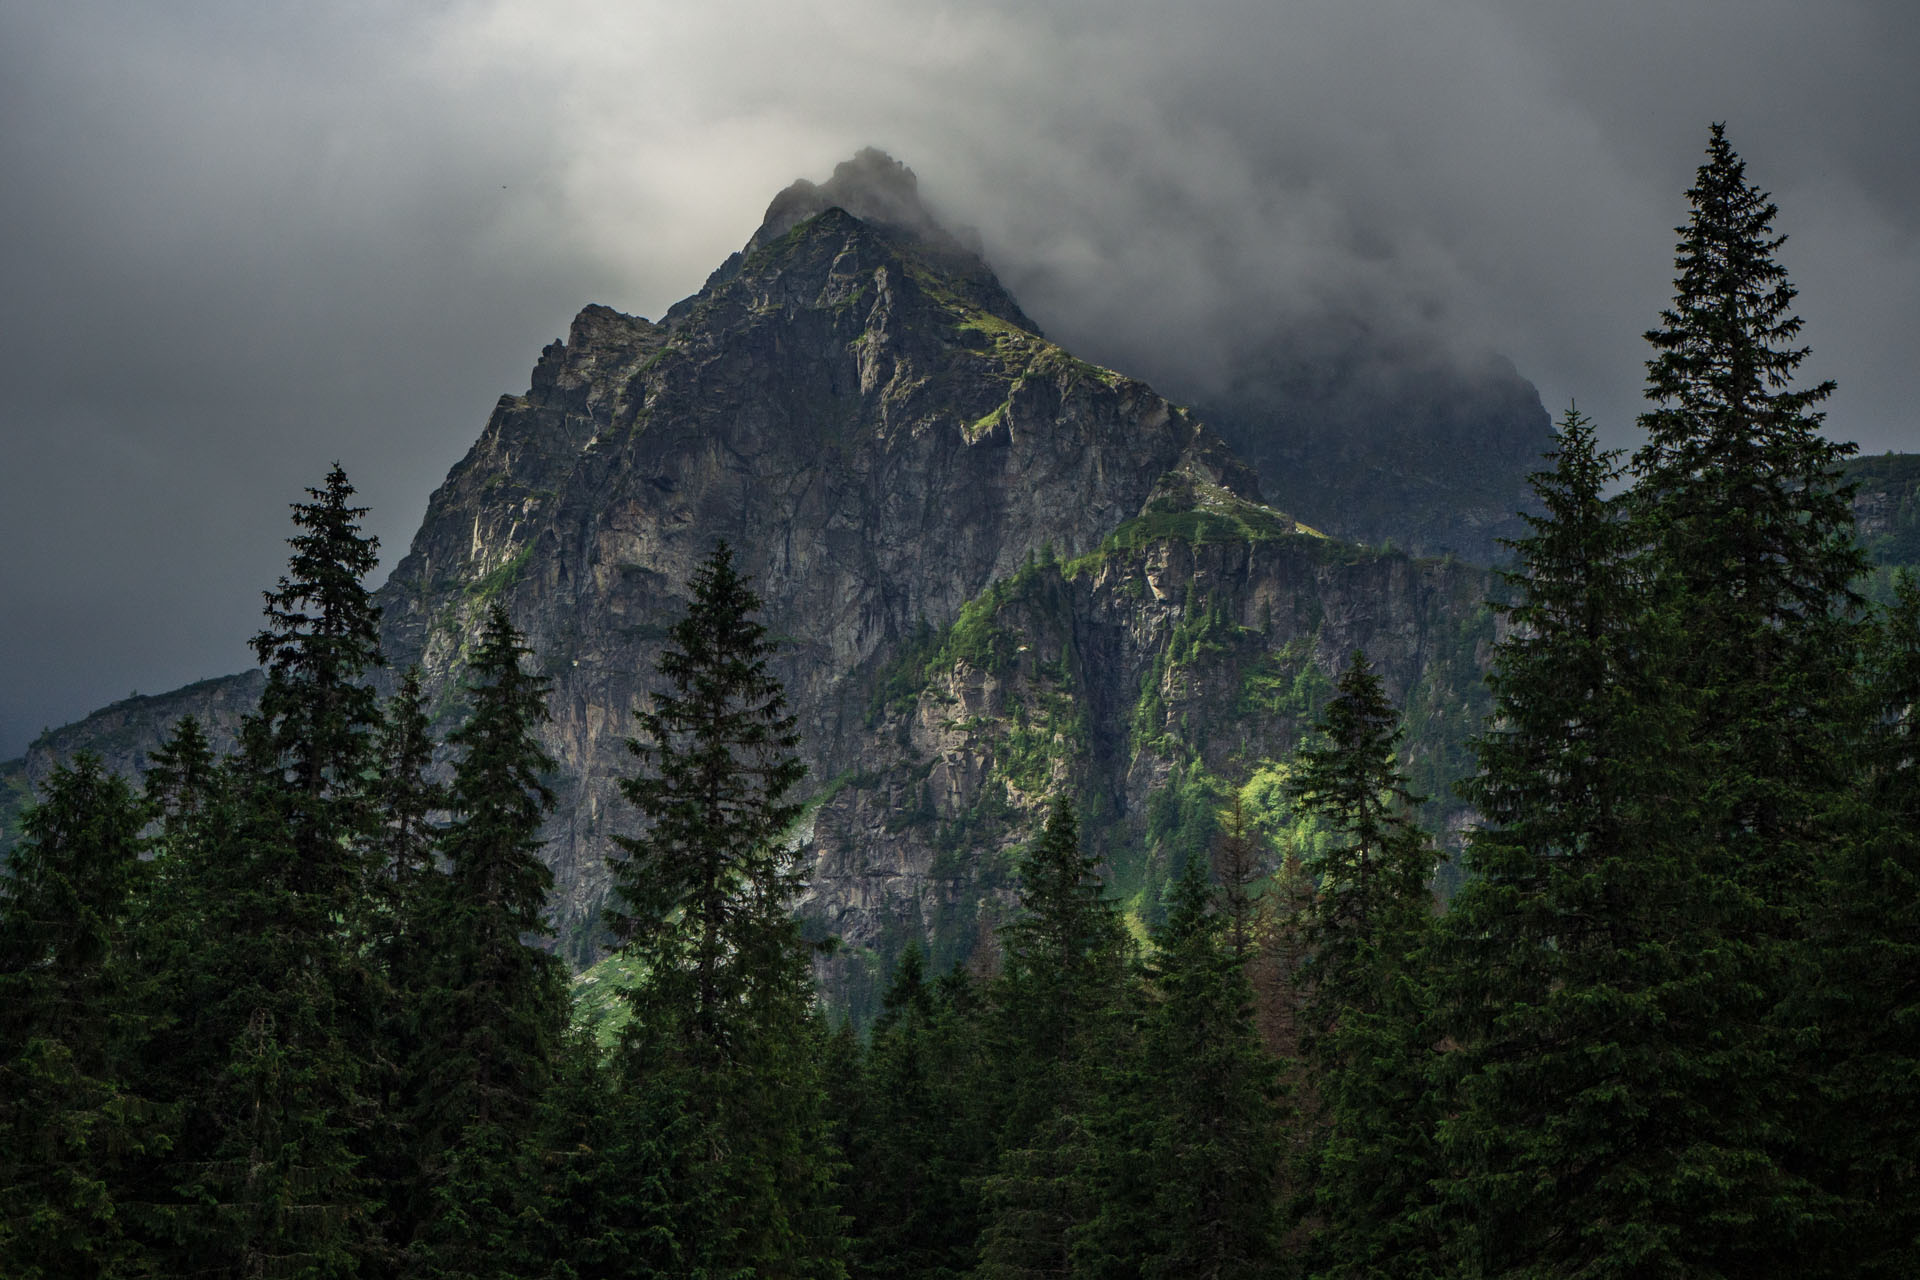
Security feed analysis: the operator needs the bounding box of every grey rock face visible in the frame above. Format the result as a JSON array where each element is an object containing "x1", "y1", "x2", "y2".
[
  {"x1": 372, "y1": 196, "x2": 1257, "y2": 954},
  {"x1": 22, "y1": 672, "x2": 264, "y2": 786},
  {"x1": 798, "y1": 525, "x2": 1492, "y2": 1016}
]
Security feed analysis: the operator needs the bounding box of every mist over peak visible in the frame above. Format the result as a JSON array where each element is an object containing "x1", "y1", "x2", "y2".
[{"x1": 750, "y1": 147, "x2": 980, "y2": 259}]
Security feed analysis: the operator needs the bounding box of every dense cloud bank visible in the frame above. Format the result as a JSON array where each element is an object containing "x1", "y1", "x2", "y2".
[{"x1": 2, "y1": 0, "x2": 1915, "y2": 755}]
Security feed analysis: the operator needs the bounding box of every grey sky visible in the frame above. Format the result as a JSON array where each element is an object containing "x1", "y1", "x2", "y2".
[{"x1": 2, "y1": 0, "x2": 1915, "y2": 758}]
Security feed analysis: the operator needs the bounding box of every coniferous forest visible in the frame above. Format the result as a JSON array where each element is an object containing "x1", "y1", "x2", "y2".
[{"x1": 6, "y1": 128, "x2": 1920, "y2": 1278}]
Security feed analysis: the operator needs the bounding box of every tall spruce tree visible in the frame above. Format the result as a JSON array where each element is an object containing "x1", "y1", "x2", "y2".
[
  {"x1": 1626, "y1": 123, "x2": 1867, "y2": 1270},
  {"x1": 1284, "y1": 651, "x2": 1437, "y2": 1276},
  {"x1": 608, "y1": 540, "x2": 845, "y2": 1279},
  {"x1": 143, "y1": 715, "x2": 217, "y2": 833},
  {"x1": 369, "y1": 667, "x2": 446, "y2": 982},
  {"x1": 1135, "y1": 856, "x2": 1281, "y2": 1280},
  {"x1": 250, "y1": 463, "x2": 387, "y2": 893},
  {"x1": 1431, "y1": 408, "x2": 1702, "y2": 1275},
  {"x1": 973, "y1": 796, "x2": 1134, "y2": 1280},
  {"x1": 157, "y1": 465, "x2": 388, "y2": 1277},
  {"x1": 1811, "y1": 572, "x2": 1920, "y2": 1276},
  {"x1": 843, "y1": 945, "x2": 992, "y2": 1280},
  {"x1": 408, "y1": 605, "x2": 569, "y2": 1278},
  {"x1": 0, "y1": 756, "x2": 158, "y2": 1280},
  {"x1": 363, "y1": 667, "x2": 449, "y2": 1264}
]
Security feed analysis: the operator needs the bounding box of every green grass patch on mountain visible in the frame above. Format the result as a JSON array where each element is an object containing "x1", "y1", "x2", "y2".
[{"x1": 570, "y1": 951, "x2": 647, "y2": 1052}]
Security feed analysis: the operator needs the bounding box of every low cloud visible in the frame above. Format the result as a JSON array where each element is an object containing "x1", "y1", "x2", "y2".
[{"x1": 2, "y1": 0, "x2": 1915, "y2": 753}]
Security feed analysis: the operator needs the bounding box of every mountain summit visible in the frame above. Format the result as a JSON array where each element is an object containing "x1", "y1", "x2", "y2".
[{"x1": 752, "y1": 148, "x2": 949, "y2": 251}]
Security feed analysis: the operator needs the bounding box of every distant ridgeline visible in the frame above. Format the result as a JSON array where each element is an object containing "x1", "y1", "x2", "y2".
[{"x1": 1846, "y1": 452, "x2": 1920, "y2": 596}]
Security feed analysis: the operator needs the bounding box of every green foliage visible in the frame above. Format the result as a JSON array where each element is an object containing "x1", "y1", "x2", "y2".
[
  {"x1": 608, "y1": 541, "x2": 847, "y2": 1278},
  {"x1": 1239, "y1": 635, "x2": 1333, "y2": 722},
  {"x1": 466, "y1": 541, "x2": 536, "y2": 605},
  {"x1": 1094, "y1": 497, "x2": 1298, "y2": 560},
  {"x1": 0, "y1": 755, "x2": 160, "y2": 1280},
  {"x1": 408, "y1": 605, "x2": 569, "y2": 1274},
  {"x1": 973, "y1": 798, "x2": 1136, "y2": 1280},
  {"x1": 839, "y1": 949, "x2": 996, "y2": 1279},
  {"x1": 1285, "y1": 650, "x2": 1440, "y2": 1272},
  {"x1": 1810, "y1": 571, "x2": 1920, "y2": 1276},
  {"x1": 1624, "y1": 125, "x2": 1869, "y2": 1271},
  {"x1": 1132, "y1": 858, "x2": 1283, "y2": 1279},
  {"x1": 569, "y1": 952, "x2": 648, "y2": 1052},
  {"x1": 1430, "y1": 129, "x2": 1880, "y2": 1277},
  {"x1": 1430, "y1": 407, "x2": 1699, "y2": 1275},
  {"x1": 145, "y1": 464, "x2": 390, "y2": 1277}
]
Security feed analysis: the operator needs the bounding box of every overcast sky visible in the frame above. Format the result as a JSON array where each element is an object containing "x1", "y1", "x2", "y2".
[{"x1": 3, "y1": 0, "x2": 1916, "y2": 758}]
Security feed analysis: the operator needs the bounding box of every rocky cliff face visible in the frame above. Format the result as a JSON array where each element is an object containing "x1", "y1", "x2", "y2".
[
  {"x1": 6, "y1": 154, "x2": 1498, "y2": 999},
  {"x1": 802, "y1": 497, "x2": 1491, "y2": 1015},
  {"x1": 364, "y1": 152, "x2": 1267, "y2": 957},
  {"x1": 1846, "y1": 453, "x2": 1920, "y2": 569}
]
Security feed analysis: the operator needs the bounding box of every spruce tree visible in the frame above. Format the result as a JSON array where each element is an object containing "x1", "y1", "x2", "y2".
[
  {"x1": 973, "y1": 796, "x2": 1134, "y2": 1280},
  {"x1": 0, "y1": 756, "x2": 158, "y2": 1280},
  {"x1": 1284, "y1": 651, "x2": 1437, "y2": 1275},
  {"x1": 1626, "y1": 123, "x2": 1867, "y2": 1270},
  {"x1": 607, "y1": 540, "x2": 845, "y2": 1279},
  {"x1": 143, "y1": 714, "x2": 217, "y2": 832},
  {"x1": 363, "y1": 667, "x2": 447, "y2": 1263},
  {"x1": 1135, "y1": 856, "x2": 1281, "y2": 1280},
  {"x1": 369, "y1": 667, "x2": 446, "y2": 981},
  {"x1": 845, "y1": 945, "x2": 989, "y2": 1280},
  {"x1": 1811, "y1": 572, "x2": 1920, "y2": 1276},
  {"x1": 409, "y1": 605, "x2": 569, "y2": 1278},
  {"x1": 609, "y1": 541, "x2": 809, "y2": 1053},
  {"x1": 157, "y1": 465, "x2": 388, "y2": 1277},
  {"x1": 1430, "y1": 408, "x2": 1702, "y2": 1275},
  {"x1": 250, "y1": 462, "x2": 387, "y2": 894}
]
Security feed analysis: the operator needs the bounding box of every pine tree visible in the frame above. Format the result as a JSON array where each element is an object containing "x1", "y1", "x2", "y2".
[
  {"x1": 844, "y1": 946, "x2": 994, "y2": 1280},
  {"x1": 519, "y1": 1025, "x2": 684, "y2": 1280},
  {"x1": 1810, "y1": 572, "x2": 1920, "y2": 1276},
  {"x1": 1625, "y1": 124, "x2": 1868, "y2": 1270},
  {"x1": 0, "y1": 756, "x2": 159, "y2": 1280},
  {"x1": 155, "y1": 465, "x2": 388, "y2": 1277},
  {"x1": 609, "y1": 541, "x2": 809, "y2": 1054},
  {"x1": 607, "y1": 540, "x2": 845, "y2": 1279},
  {"x1": 369, "y1": 667, "x2": 446, "y2": 980},
  {"x1": 1430, "y1": 408, "x2": 1704, "y2": 1275},
  {"x1": 409, "y1": 605, "x2": 569, "y2": 1277},
  {"x1": 250, "y1": 462, "x2": 387, "y2": 895},
  {"x1": 973, "y1": 796, "x2": 1134, "y2": 1280},
  {"x1": 1284, "y1": 651, "x2": 1438, "y2": 1275},
  {"x1": 363, "y1": 667, "x2": 448, "y2": 1265},
  {"x1": 1135, "y1": 856, "x2": 1282, "y2": 1280},
  {"x1": 143, "y1": 715, "x2": 217, "y2": 832}
]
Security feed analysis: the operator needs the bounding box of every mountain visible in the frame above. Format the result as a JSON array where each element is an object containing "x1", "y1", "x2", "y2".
[
  {"x1": 1846, "y1": 452, "x2": 1920, "y2": 595},
  {"x1": 1188, "y1": 326, "x2": 1554, "y2": 564},
  {"x1": 4, "y1": 152, "x2": 1505, "y2": 1009}
]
